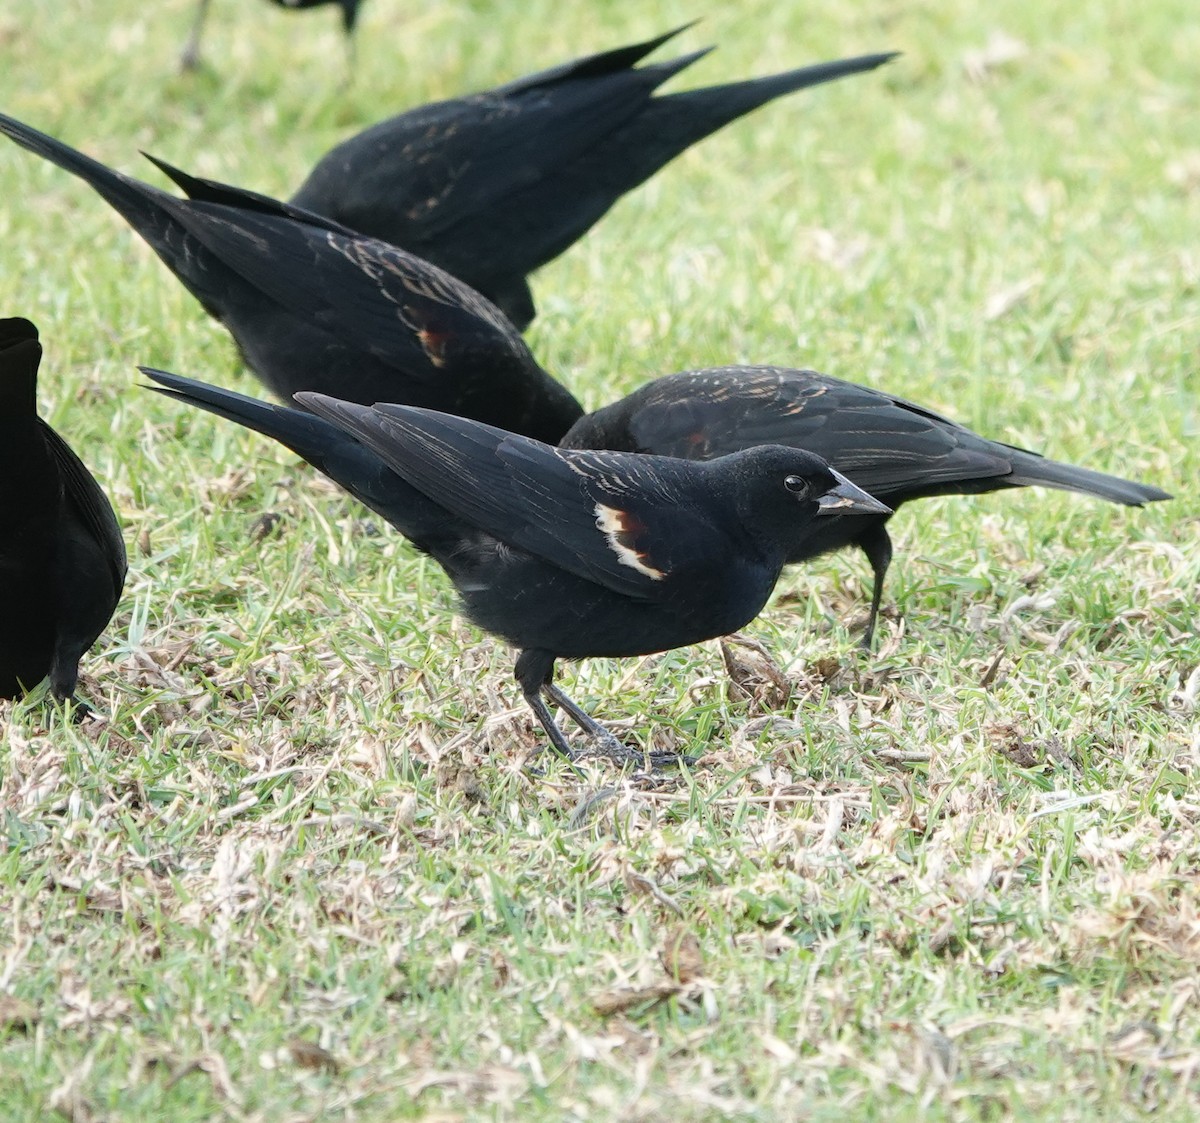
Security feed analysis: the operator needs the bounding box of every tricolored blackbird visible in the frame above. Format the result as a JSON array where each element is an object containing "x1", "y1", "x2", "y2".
[
  {"x1": 0, "y1": 111, "x2": 580, "y2": 440},
  {"x1": 143, "y1": 367, "x2": 889, "y2": 763},
  {"x1": 561, "y1": 365, "x2": 1172, "y2": 644}
]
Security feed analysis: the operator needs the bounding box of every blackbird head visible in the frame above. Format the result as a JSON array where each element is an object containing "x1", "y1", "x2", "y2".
[
  {"x1": 0, "y1": 317, "x2": 38, "y2": 351},
  {"x1": 722, "y1": 444, "x2": 891, "y2": 553},
  {"x1": 0, "y1": 318, "x2": 43, "y2": 416}
]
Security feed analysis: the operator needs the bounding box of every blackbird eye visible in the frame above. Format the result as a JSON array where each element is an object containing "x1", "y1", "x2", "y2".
[{"x1": 783, "y1": 475, "x2": 809, "y2": 496}]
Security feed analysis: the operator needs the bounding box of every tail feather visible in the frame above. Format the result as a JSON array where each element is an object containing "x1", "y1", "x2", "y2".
[
  {"x1": 1005, "y1": 450, "x2": 1171, "y2": 506},
  {"x1": 142, "y1": 151, "x2": 358, "y2": 236},
  {"x1": 0, "y1": 111, "x2": 169, "y2": 230},
  {"x1": 496, "y1": 23, "x2": 699, "y2": 94},
  {"x1": 140, "y1": 367, "x2": 457, "y2": 550},
  {"x1": 142, "y1": 367, "x2": 352, "y2": 467},
  {"x1": 642, "y1": 50, "x2": 898, "y2": 149},
  {"x1": 628, "y1": 47, "x2": 716, "y2": 95}
]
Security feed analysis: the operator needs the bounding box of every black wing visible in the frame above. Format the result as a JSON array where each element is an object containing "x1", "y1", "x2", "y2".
[
  {"x1": 291, "y1": 29, "x2": 703, "y2": 245},
  {"x1": 39, "y1": 422, "x2": 126, "y2": 595},
  {"x1": 298, "y1": 395, "x2": 727, "y2": 600},
  {"x1": 160, "y1": 197, "x2": 531, "y2": 380}
]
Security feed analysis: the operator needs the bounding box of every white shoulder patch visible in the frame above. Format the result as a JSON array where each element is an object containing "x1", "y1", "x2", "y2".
[{"x1": 594, "y1": 503, "x2": 666, "y2": 581}]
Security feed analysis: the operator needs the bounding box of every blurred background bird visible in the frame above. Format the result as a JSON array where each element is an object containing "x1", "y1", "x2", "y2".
[{"x1": 180, "y1": 0, "x2": 367, "y2": 72}]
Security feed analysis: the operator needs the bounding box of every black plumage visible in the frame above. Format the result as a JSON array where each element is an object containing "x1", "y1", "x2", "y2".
[
  {"x1": 289, "y1": 28, "x2": 897, "y2": 329},
  {"x1": 0, "y1": 319, "x2": 126, "y2": 709},
  {"x1": 181, "y1": 0, "x2": 366, "y2": 71},
  {"x1": 143, "y1": 367, "x2": 889, "y2": 763},
  {"x1": 0, "y1": 111, "x2": 581, "y2": 441},
  {"x1": 560, "y1": 366, "x2": 1172, "y2": 645}
]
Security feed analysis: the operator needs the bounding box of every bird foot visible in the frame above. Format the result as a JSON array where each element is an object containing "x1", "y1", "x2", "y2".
[
  {"x1": 580, "y1": 727, "x2": 643, "y2": 765},
  {"x1": 526, "y1": 739, "x2": 694, "y2": 779},
  {"x1": 572, "y1": 730, "x2": 694, "y2": 771},
  {"x1": 52, "y1": 692, "x2": 95, "y2": 724}
]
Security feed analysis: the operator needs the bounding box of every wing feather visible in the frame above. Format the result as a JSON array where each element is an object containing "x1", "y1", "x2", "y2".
[
  {"x1": 298, "y1": 395, "x2": 724, "y2": 599},
  {"x1": 39, "y1": 422, "x2": 126, "y2": 595},
  {"x1": 609, "y1": 367, "x2": 1012, "y2": 494},
  {"x1": 161, "y1": 198, "x2": 527, "y2": 379}
]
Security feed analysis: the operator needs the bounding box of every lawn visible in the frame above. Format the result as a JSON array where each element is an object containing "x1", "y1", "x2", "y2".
[{"x1": 1, "y1": 0, "x2": 1198, "y2": 1118}]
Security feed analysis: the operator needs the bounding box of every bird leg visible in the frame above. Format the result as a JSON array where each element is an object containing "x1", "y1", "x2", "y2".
[
  {"x1": 520, "y1": 686, "x2": 586, "y2": 774},
  {"x1": 63, "y1": 694, "x2": 94, "y2": 724},
  {"x1": 180, "y1": 0, "x2": 211, "y2": 71},
  {"x1": 521, "y1": 679, "x2": 642, "y2": 767},
  {"x1": 49, "y1": 676, "x2": 94, "y2": 723},
  {"x1": 542, "y1": 682, "x2": 646, "y2": 765},
  {"x1": 856, "y1": 525, "x2": 894, "y2": 650},
  {"x1": 546, "y1": 682, "x2": 695, "y2": 769},
  {"x1": 514, "y1": 649, "x2": 684, "y2": 769}
]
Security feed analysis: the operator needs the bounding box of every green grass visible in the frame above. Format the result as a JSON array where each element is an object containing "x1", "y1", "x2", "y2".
[{"x1": 1, "y1": 0, "x2": 1198, "y2": 1117}]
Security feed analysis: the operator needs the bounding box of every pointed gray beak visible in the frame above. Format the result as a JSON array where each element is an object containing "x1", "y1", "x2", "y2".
[{"x1": 817, "y1": 470, "x2": 892, "y2": 517}]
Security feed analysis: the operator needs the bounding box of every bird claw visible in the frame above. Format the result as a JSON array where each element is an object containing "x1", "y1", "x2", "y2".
[
  {"x1": 524, "y1": 729, "x2": 692, "y2": 773},
  {"x1": 51, "y1": 692, "x2": 95, "y2": 724},
  {"x1": 580, "y1": 728, "x2": 642, "y2": 765},
  {"x1": 573, "y1": 731, "x2": 695, "y2": 771},
  {"x1": 68, "y1": 699, "x2": 94, "y2": 724}
]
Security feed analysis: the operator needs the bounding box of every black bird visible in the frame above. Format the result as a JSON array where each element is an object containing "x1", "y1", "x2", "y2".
[
  {"x1": 289, "y1": 28, "x2": 898, "y2": 329},
  {"x1": 0, "y1": 111, "x2": 581, "y2": 441},
  {"x1": 0, "y1": 319, "x2": 126, "y2": 709},
  {"x1": 142, "y1": 368, "x2": 889, "y2": 763},
  {"x1": 560, "y1": 366, "x2": 1172, "y2": 645},
  {"x1": 181, "y1": 0, "x2": 366, "y2": 71}
]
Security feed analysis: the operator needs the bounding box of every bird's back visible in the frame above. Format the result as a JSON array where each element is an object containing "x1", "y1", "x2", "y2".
[{"x1": 562, "y1": 366, "x2": 1012, "y2": 500}]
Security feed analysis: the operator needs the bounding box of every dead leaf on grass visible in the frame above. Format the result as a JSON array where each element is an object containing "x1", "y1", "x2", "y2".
[
  {"x1": 962, "y1": 31, "x2": 1029, "y2": 81},
  {"x1": 164, "y1": 1052, "x2": 242, "y2": 1103},
  {"x1": 287, "y1": 1038, "x2": 342, "y2": 1075},
  {"x1": 720, "y1": 636, "x2": 792, "y2": 713},
  {"x1": 591, "y1": 981, "x2": 680, "y2": 1018},
  {"x1": 58, "y1": 980, "x2": 132, "y2": 1032},
  {"x1": 435, "y1": 757, "x2": 487, "y2": 805},
  {"x1": 984, "y1": 274, "x2": 1041, "y2": 321},
  {"x1": 808, "y1": 656, "x2": 842, "y2": 684},
  {"x1": 249, "y1": 511, "x2": 284, "y2": 542},
  {"x1": 47, "y1": 874, "x2": 122, "y2": 913},
  {"x1": 0, "y1": 995, "x2": 38, "y2": 1034},
  {"x1": 660, "y1": 925, "x2": 705, "y2": 984},
  {"x1": 624, "y1": 870, "x2": 683, "y2": 917},
  {"x1": 808, "y1": 227, "x2": 870, "y2": 272},
  {"x1": 1173, "y1": 662, "x2": 1200, "y2": 712},
  {"x1": 1166, "y1": 152, "x2": 1200, "y2": 194}
]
